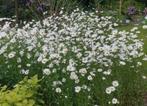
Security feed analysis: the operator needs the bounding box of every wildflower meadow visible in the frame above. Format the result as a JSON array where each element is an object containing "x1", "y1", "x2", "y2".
[{"x1": 0, "y1": 0, "x2": 147, "y2": 106}]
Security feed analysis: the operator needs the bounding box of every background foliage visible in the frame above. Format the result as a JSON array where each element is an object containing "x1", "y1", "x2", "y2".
[{"x1": 0, "y1": 0, "x2": 147, "y2": 20}]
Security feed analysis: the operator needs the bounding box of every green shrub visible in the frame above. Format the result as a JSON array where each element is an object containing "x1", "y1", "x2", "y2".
[{"x1": 0, "y1": 75, "x2": 41, "y2": 106}]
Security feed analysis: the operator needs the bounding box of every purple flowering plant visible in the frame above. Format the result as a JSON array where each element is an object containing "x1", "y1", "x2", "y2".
[
  {"x1": 21, "y1": 0, "x2": 33, "y2": 6},
  {"x1": 37, "y1": 4, "x2": 44, "y2": 13},
  {"x1": 143, "y1": 7, "x2": 147, "y2": 16},
  {"x1": 23, "y1": 0, "x2": 44, "y2": 14},
  {"x1": 127, "y1": 6, "x2": 137, "y2": 15}
]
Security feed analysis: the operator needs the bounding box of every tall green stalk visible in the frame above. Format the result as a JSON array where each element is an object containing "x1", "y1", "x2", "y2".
[
  {"x1": 15, "y1": 0, "x2": 19, "y2": 24},
  {"x1": 119, "y1": 0, "x2": 123, "y2": 16}
]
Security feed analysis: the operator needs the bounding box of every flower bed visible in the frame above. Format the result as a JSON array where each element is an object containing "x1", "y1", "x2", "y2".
[{"x1": 0, "y1": 9, "x2": 146, "y2": 106}]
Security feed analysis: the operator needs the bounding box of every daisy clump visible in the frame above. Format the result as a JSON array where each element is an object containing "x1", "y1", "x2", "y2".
[{"x1": 0, "y1": 9, "x2": 145, "y2": 106}]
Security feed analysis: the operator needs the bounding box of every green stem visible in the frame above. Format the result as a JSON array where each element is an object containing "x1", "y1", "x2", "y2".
[{"x1": 15, "y1": 0, "x2": 19, "y2": 24}]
